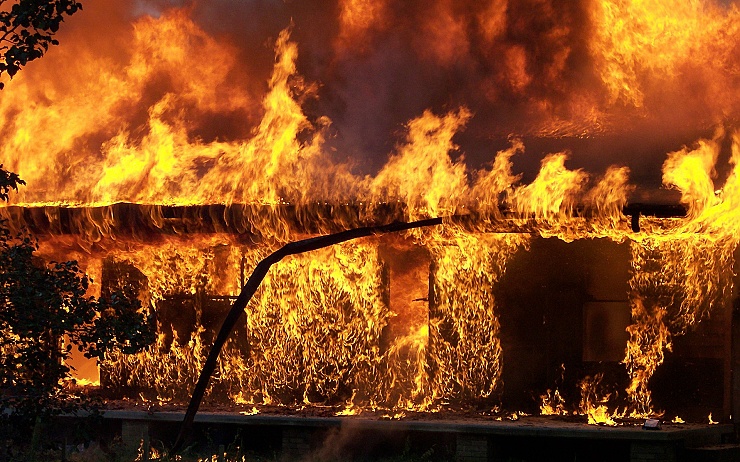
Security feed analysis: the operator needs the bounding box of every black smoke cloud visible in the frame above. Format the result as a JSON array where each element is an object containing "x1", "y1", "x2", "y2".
[{"x1": 56, "y1": 0, "x2": 740, "y2": 185}]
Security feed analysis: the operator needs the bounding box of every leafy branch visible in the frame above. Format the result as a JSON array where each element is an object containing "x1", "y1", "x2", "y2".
[{"x1": 0, "y1": 0, "x2": 82, "y2": 88}]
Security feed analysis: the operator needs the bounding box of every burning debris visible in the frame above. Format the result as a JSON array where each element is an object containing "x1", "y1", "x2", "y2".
[{"x1": 0, "y1": 0, "x2": 739, "y2": 430}]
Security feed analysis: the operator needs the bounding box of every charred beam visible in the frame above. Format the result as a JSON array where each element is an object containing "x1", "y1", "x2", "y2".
[
  {"x1": 0, "y1": 202, "x2": 688, "y2": 240},
  {"x1": 170, "y1": 216, "x2": 447, "y2": 453}
]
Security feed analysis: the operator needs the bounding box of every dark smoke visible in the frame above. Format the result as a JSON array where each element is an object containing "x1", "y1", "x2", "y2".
[{"x1": 49, "y1": 0, "x2": 740, "y2": 186}]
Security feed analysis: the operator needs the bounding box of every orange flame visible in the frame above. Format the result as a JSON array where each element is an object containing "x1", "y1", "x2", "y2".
[{"x1": 0, "y1": 1, "x2": 739, "y2": 419}]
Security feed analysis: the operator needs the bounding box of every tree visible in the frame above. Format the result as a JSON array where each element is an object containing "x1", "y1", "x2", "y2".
[
  {"x1": 0, "y1": 0, "x2": 82, "y2": 89},
  {"x1": 0, "y1": 165, "x2": 155, "y2": 435}
]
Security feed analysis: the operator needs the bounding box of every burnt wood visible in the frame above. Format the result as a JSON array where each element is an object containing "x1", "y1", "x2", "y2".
[{"x1": 0, "y1": 202, "x2": 687, "y2": 239}]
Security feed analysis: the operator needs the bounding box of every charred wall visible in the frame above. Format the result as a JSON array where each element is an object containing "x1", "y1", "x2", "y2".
[{"x1": 496, "y1": 237, "x2": 730, "y2": 419}]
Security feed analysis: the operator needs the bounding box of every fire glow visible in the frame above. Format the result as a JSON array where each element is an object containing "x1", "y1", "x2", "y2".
[{"x1": 1, "y1": 0, "x2": 739, "y2": 424}]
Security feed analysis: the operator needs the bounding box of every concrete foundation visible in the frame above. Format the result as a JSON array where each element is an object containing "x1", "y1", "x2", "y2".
[
  {"x1": 101, "y1": 411, "x2": 734, "y2": 461},
  {"x1": 120, "y1": 419, "x2": 149, "y2": 458},
  {"x1": 456, "y1": 434, "x2": 489, "y2": 462}
]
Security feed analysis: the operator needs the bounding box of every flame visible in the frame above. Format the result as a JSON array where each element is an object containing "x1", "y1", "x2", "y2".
[
  {"x1": 1, "y1": 0, "x2": 739, "y2": 421},
  {"x1": 135, "y1": 440, "x2": 162, "y2": 462},
  {"x1": 1, "y1": 17, "x2": 349, "y2": 210},
  {"x1": 239, "y1": 407, "x2": 259, "y2": 416},
  {"x1": 539, "y1": 388, "x2": 567, "y2": 416},
  {"x1": 1, "y1": 10, "x2": 256, "y2": 206},
  {"x1": 579, "y1": 375, "x2": 619, "y2": 426},
  {"x1": 591, "y1": 0, "x2": 740, "y2": 111},
  {"x1": 539, "y1": 364, "x2": 569, "y2": 417},
  {"x1": 94, "y1": 230, "x2": 531, "y2": 411},
  {"x1": 426, "y1": 233, "x2": 527, "y2": 406},
  {"x1": 370, "y1": 108, "x2": 471, "y2": 222},
  {"x1": 336, "y1": 0, "x2": 389, "y2": 54},
  {"x1": 622, "y1": 131, "x2": 738, "y2": 417},
  {"x1": 509, "y1": 152, "x2": 588, "y2": 235},
  {"x1": 662, "y1": 133, "x2": 721, "y2": 221}
]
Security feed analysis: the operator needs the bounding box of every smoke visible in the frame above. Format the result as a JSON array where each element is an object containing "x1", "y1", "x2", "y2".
[
  {"x1": 183, "y1": 0, "x2": 739, "y2": 179},
  {"x1": 304, "y1": 421, "x2": 411, "y2": 461},
  {"x1": 6, "y1": 0, "x2": 740, "y2": 192}
]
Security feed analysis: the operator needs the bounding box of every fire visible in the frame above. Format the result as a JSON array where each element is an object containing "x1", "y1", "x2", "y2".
[
  {"x1": 426, "y1": 233, "x2": 526, "y2": 405},
  {"x1": 239, "y1": 407, "x2": 259, "y2": 416},
  {"x1": 1, "y1": 0, "x2": 739, "y2": 422},
  {"x1": 371, "y1": 108, "x2": 471, "y2": 223},
  {"x1": 509, "y1": 153, "x2": 588, "y2": 237},
  {"x1": 578, "y1": 375, "x2": 621, "y2": 426},
  {"x1": 336, "y1": 0, "x2": 389, "y2": 54},
  {"x1": 591, "y1": 0, "x2": 740, "y2": 111},
  {"x1": 622, "y1": 132, "x2": 738, "y2": 417},
  {"x1": 539, "y1": 388, "x2": 567, "y2": 416}
]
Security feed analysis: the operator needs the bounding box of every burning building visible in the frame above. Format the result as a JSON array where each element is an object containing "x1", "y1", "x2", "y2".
[{"x1": 1, "y1": 0, "x2": 740, "y2": 459}]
